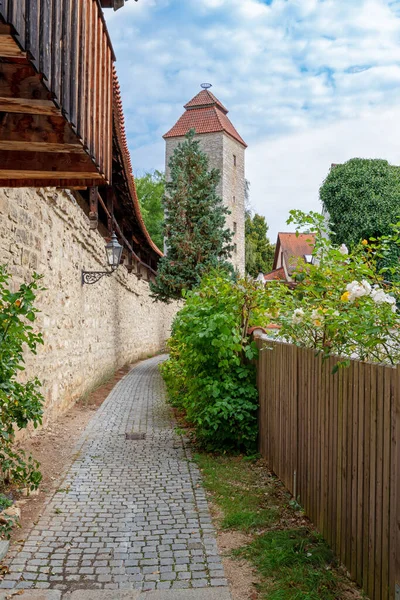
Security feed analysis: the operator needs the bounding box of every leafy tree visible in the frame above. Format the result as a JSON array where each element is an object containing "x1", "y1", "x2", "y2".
[
  {"x1": 150, "y1": 130, "x2": 234, "y2": 302},
  {"x1": 320, "y1": 158, "x2": 400, "y2": 246},
  {"x1": 245, "y1": 213, "x2": 275, "y2": 277},
  {"x1": 135, "y1": 170, "x2": 165, "y2": 250}
]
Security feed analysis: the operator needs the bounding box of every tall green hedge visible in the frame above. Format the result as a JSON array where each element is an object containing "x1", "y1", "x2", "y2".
[{"x1": 320, "y1": 158, "x2": 400, "y2": 246}]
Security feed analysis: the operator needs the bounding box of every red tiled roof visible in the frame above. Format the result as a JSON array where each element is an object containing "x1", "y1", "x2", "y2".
[
  {"x1": 164, "y1": 90, "x2": 247, "y2": 148},
  {"x1": 112, "y1": 68, "x2": 162, "y2": 257},
  {"x1": 273, "y1": 232, "x2": 315, "y2": 275},
  {"x1": 264, "y1": 267, "x2": 286, "y2": 281},
  {"x1": 184, "y1": 89, "x2": 228, "y2": 114}
]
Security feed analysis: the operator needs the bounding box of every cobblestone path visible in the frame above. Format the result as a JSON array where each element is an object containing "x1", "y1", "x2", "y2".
[{"x1": 0, "y1": 356, "x2": 230, "y2": 597}]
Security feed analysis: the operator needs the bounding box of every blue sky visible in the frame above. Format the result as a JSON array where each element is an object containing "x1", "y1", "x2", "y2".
[{"x1": 105, "y1": 0, "x2": 400, "y2": 239}]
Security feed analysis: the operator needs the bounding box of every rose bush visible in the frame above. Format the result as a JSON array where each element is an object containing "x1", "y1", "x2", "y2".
[{"x1": 266, "y1": 211, "x2": 400, "y2": 366}]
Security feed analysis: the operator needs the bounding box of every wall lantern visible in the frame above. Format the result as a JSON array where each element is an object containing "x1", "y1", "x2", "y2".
[{"x1": 82, "y1": 233, "x2": 123, "y2": 285}]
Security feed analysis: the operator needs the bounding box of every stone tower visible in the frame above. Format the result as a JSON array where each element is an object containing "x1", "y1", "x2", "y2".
[{"x1": 163, "y1": 86, "x2": 246, "y2": 274}]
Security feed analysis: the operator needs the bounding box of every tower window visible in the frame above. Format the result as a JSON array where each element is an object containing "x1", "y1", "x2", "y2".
[
  {"x1": 234, "y1": 243, "x2": 237, "y2": 254},
  {"x1": 233, "y1": 196, "x2": 236, "y2": 203},
  {"x1": 233, "y1": 222, "x2": 237, "y2": 234},
  {"x1": 233, "y1": 154, "x2": 237, "y2": 166}
]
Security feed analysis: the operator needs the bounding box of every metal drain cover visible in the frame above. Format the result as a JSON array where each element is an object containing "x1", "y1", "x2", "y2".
[{"x1": 125, "y1": 432, "x2": 146, "y2": 440}]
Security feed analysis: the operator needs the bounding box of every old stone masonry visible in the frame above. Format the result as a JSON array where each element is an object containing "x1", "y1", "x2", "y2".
[{"x1": 0, "y1": 356, "x2": 231, "y2": 600}]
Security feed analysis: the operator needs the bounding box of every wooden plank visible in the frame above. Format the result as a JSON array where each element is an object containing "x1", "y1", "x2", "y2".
[
  {"x1": 0, "y1": 179, "x2": 98, "y2": 188},
  {"x1": 336, "y1": 367, "x2": 344, "y2": 559},
  {"x1": 375, "y1": 364, "x2": 384, "y2": 600},
  {"x1": 362, "y1": 363, "x2": 372, "y2": 590},
  {"x1": 0, "y1": 149, "x2": 97, "y2": 172},
  {"x1": 350, "y1": 360, "x2": 359, "y2": 581},
  {"x1": 0, "y1": 34, "x2": 26, "y2": 57},
  {"x1": 51, "y1": 0, "x2": 62, "y2": 104},
  {"x1": 0, "y1": 170, "x2": 103, "y2": 180},
  {"x1": 0, "y1": 63, "x2": 51, "y2": 100},
  {"x1": 392, "y1": 366, "x2": 400, "y2": 600},
  {"x1": 381, "y1": 366, "x2": 391, "y2": 599},
  {"x1": 0, "y1": 140, "x2": 83, "y2": 152},
  {"x1": 26, "y1": 0, "x2": 40, "y2": 68},
  {"x1": 0, "y1": 96, "x2": 59, "y2": 115},
  {"x1": 368, "y1": 364, "x2": 377, "y2": 597},
  {"x1": 78, "y1": 0, "x2": 86, "y2": 141},
  {"x1": 86, "y1": 0, "x2": 93, "y2": 156},
  {"x1": 331, "y1": 356, "x2": 339, "y2": 553},
  {"x1": 0, "y1": 113, "x2": 78, "y2": 144},
  {"x1": 60, "y1": 0, "x2": 71, "y2": 119},
  {"x1": 320, "y1": 358, "x2": 328, "y2": 536},
  {"x1": 95, "y1": 15, "x2": 102, "y2": 172},
  {"x1": 356, "y1": 360, "x2": 365, "y2": 586},
  {"x1": 40, "y1": 0, "x2": 52, "y2": 85},
  {"x1": 69, "y1": 0, "x2": 80, "y2": 129},
  {"x1": 389, "y1": 367, "x2": 398, "y2": 599}
]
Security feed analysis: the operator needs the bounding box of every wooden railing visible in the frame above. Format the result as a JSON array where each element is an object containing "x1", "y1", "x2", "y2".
[
  {"x1": 256, "y1": 339, "x2": 400, "y2": 600},
  {"x1": 0, "y1": 0, "x2": 114, "y2": 182}
]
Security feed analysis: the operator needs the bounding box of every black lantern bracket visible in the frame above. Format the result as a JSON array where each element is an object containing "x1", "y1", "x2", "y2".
[
  {"x1": 81, "y1": 232, "x2": 123, "y2": 286},
  {"x1": 81, "y1": 267, "x2": 117, "y2": 285}
]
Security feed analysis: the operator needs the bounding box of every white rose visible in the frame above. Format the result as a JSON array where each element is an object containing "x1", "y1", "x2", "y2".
[
  {"x1": 346, "y1": 280, "x2": 368, "y2": 301},
  {"x1": 339, "y1": 244, "x2": 349, "y2": 255},
  {"x1": 292, "y1": 308, "x2": 305, "y2": 325}
]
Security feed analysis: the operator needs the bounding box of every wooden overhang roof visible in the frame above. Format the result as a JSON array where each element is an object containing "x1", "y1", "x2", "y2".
[
  {"x1": 0, "y1": 0, "x2": 114, "y2": 186},
  {"x1": 0, "y1": 0, "x2": 162, "y2": 267}
]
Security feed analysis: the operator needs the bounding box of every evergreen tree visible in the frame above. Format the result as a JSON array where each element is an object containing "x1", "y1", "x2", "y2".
[
  {"x1": 245, "y1": 213, "x2": 275, "y2": 277},
  {"x1": 150, "y1": 130, "x2": 234, "y2": 302}
]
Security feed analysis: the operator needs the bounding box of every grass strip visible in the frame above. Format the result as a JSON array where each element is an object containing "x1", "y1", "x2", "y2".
[{"x1": 195, "y1": 453, "x2": 362, "y2": 599}]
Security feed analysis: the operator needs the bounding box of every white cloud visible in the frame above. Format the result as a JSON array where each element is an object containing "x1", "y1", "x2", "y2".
[
  {"x1": 104, "y1": 0, "x2": 400, "y2": 236},
  {"x1": 247, "y1": 105, "x2": 400, "y2": 240}
]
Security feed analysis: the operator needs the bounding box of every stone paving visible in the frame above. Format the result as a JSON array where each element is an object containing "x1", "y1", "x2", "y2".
[{"x1": 0, "y1": 356, "x2": 230, "y2": 597}]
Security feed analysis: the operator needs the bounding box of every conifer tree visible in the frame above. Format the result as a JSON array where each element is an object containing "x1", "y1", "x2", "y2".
[{"x1": 150, "y1": 130, "x2": 234, "y2": 302}]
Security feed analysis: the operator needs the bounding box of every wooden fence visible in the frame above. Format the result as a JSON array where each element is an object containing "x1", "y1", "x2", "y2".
[{"x1": 256, "y1": 339, "x2": 400, "y2": 600}]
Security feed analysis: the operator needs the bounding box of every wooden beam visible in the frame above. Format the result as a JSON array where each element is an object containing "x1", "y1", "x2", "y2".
[
  {"x1": 0, "y1": 113, "x2": 78, "y2": 144},
  {"x1": 0, "y1": 150, "x2": 98, "y2": 173},
  {"x1": 0, "y1": 63, "x2": 51, "y2": 100},
  {"x1": 0, "y1": 97, "x2": 60, "y2": 115},
  {"x1": 0, "y1": 35, "x2": 26, "y2": 59},
  {"x1": 0, "y1": 140, "x2": 83, "y2": 152},
  {"x1": 0, "y1": 171, "x2": 104, "y2": 180},
  {"x1": 89, "y1": 186, "x2": 99, "y2": 230},
  {"x1": 0, "y1": 178, "x2": 102, "y2": 187}
]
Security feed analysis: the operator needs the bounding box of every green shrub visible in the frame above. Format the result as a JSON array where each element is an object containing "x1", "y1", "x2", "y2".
[
  {"x1": 160, "y1": 271, "x2": 267, "y2": 453},
  {"x1": 0, "y1": 266, "x2": 44, "y2": 530}
]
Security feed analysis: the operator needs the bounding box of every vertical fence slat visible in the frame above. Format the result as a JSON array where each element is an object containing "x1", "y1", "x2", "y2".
[
  {"x1": 368, "y1": 364, "x2": 377, "y2": 597},
  {"x1": 356, "y1": 359, "x2": 365, "y2": 586},
  {"x1": 382, "y1": 368, "x2": 391, "y2": 599},
  {"x1": 375, "y1": 364, "x2": 384, "y2": 600},
  {"x1": 363, "y1": 363, "x2": 372, "y2": 590}
]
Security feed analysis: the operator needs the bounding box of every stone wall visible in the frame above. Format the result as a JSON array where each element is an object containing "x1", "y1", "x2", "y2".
[
  {"x1": 165, "y1": 131, "x2": 245, "y2": 273},
  {"x1": 0, "y1": 187, "x2": 178, "y2": 425}
]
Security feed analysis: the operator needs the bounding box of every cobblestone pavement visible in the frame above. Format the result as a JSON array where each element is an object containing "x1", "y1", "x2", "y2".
[{"x1": 0, "y1": 356, "x2": 230, "y2": 595}]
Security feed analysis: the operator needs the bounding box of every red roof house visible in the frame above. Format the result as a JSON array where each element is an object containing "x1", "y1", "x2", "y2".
[{"x1": 264, "y1": 232, "x2": 315, "y2": 283}]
